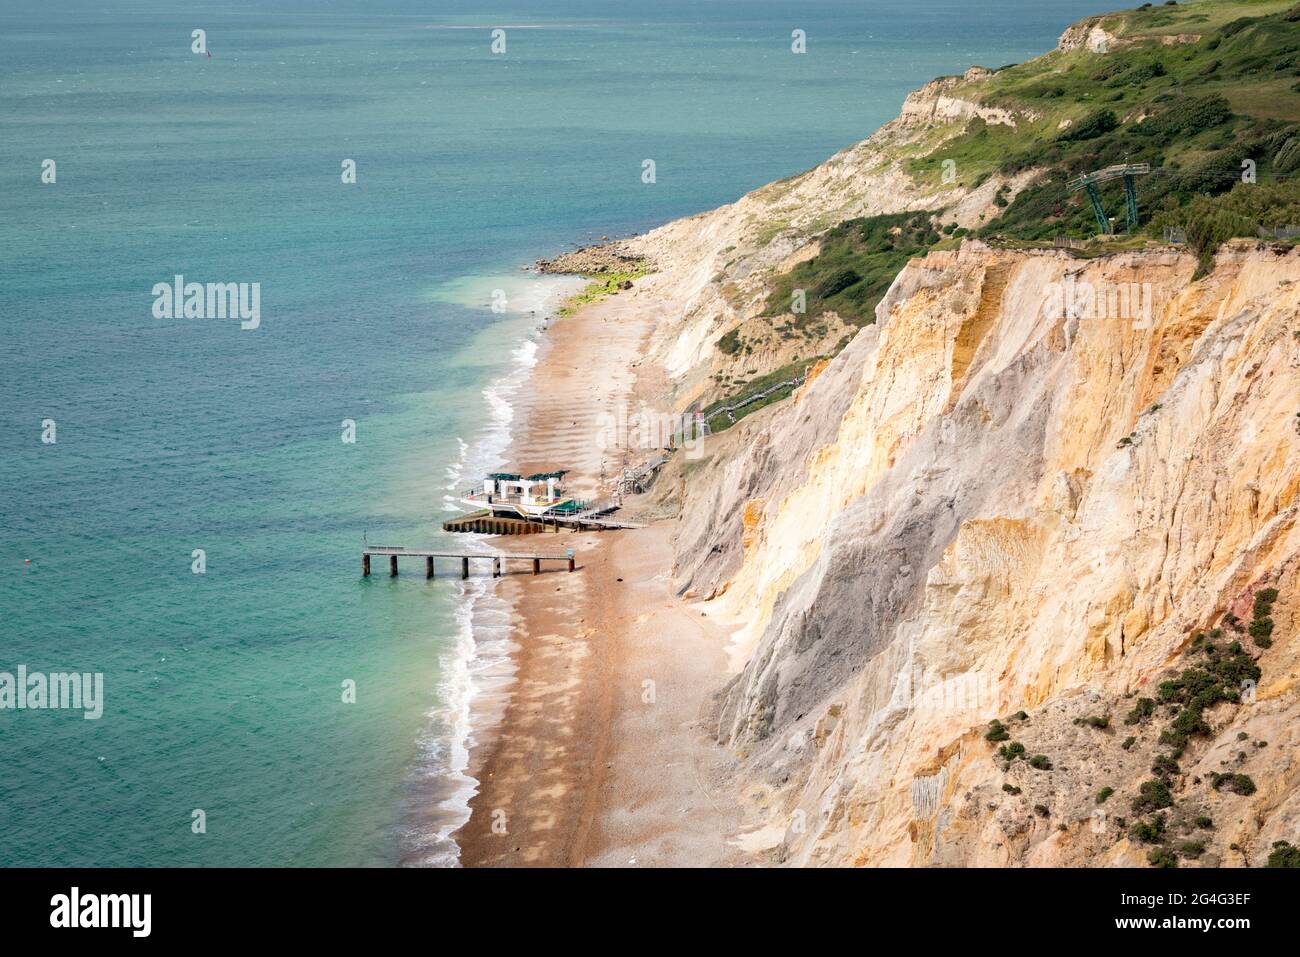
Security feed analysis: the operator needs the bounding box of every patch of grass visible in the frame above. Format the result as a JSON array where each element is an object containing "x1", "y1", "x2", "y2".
[
  {"x1": 557, "y1": 270, "x2": 648, "y2": 317},
  {"x1": 700, "y1": 358, "x2": 820, "y2": 434},
  {"x1": 963, "y1": 6, "x2": 1300, "y2": 248},
  {"x1": 762, "y1": 212, "x2": 940, "y2": 328},
  {"x1": 754, "y1": 220, "x2": 790, "y2": 247}
]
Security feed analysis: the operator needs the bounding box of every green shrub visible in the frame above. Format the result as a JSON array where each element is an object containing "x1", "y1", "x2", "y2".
[
  {"x1": 1149, "y1": 647, "x2": 1262, "y2": 752},
  {"x1": 762, "y1": 211, "x2": 940, "y2": 327},
  {"x1": 1058, "y1": 109, "x2": 1119, "y2": 142},
  {"x1": 1178, "y1": 840, "x2": 1205, "y2": 859},
  {"x1": 1148, "y1": 848, "x2": 1179, "y2": 868},
  {"x1": 1248, "y1": 617, "x2": 1274, "y2": 644},
  {"x1": 1174, "y1": 150, "x2": 1247, "y2": 196},
  {"x1": 1097, "y1": 787, "x2": 1115, "y2": 804},
  {"x1": 1152, "y1": 754, "x2": 1180, "y2": 779},
  {"x1": 1211, "y1": 773, "x2": 1256, "y2": 795},
  {"x1": 1029, "y1": 754, "x2": 1053, "y2": 771},
  {"x1": 1151, "y1": 182, "x2": 1300, "y2": 274},
  {"x1": 1133, "y1": 779, "x2": 1174, "y2": 813},
  {"x1": 1250, "y1": 587, "x2": 1279, "y2": 648},
  {"x1": 1267, "y1": 841, "x2": 1300, "y2": 867},
  {"x1": 1130, "y1": 813, "x2": 1167, "y2": 843},
  {"x1": 813, "y1": 268, "x2": 862, "y2": 299},
  {"x1": 1138, "y1": 94, "x2": 1233, "y2": 141},
  {"x1": 998, "y1": 742, "x2": 1027, "y2": 764},
  {"x1": 1002, "y1": 783, "x2": 1021, "y2": 795},
  {"x1": 1256, "y1": 587, "x2": 1280, "y2": 606},
  {"x1": 1125, "y1": 698, "x2": 1155, "y2": 725},
  {"x1": 1194, "y1": 815, "x2": 1213, "y2": 829},
  {"x1": 985, "y1": 719, "x2": 1011, "y2": 742}
]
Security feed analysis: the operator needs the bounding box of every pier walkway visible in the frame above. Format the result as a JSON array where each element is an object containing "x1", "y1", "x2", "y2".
[{"x1": 362, "y1": 545, "x2": 576, "y2": 578}]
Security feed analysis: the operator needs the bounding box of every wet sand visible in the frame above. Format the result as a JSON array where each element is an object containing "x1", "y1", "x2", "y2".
[{"x1": 452, "y1": 285, "x2": 743, "y2": 867}]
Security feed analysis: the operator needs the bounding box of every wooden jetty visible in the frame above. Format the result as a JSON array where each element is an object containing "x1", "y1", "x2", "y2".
[{"x1": 362, "y1": 545, "x2": 575, "y2": 579}]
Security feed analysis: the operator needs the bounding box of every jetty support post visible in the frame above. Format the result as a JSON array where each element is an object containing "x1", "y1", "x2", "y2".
[
  {"x1": 493, "y1": 557, "x2": 501, "y2": 578},
  {"x1": 390, "y1": 555, "x2": 398, "y2": 577},
  {"x1": 568, "y1": 556, "x2": 575, "y2": 573},
  {"x1": 461, "y1": 557, "x2": 469, "y2": 580},
  {"x1": 532, "y1": 558, "x2": 540, "y2": 576},
  {"x1": 363, "y1": 553, "x2": 370, "y2": 577},
  {"x1": 426, "y1": 556, "x2": 434, "y2": 580}
]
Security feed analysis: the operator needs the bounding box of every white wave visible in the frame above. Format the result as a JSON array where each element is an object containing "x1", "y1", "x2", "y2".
[{"x1": 401, "y1": 273, "x2": 575, "y2": 867}]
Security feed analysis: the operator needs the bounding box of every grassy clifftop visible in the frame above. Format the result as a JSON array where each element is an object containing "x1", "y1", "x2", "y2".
[
  {"x1": 776, "y1": 0, "x2": 1300, "y2": 329},
  {"x1": 934, "y1": 0, "x2": 1300, "y2": 246}
]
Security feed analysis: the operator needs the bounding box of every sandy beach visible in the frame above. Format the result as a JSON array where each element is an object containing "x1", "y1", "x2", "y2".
[{"x1": 452, "y1": 283, "x2": 745, "y2": 867}]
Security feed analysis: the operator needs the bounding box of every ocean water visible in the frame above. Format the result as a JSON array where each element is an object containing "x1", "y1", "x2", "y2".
[{"x1": 0, "y1": 0, "x2": 1111, "y2": 866}]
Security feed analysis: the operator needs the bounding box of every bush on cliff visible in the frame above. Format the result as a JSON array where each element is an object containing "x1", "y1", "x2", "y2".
[
  {"x1": 1058, "y1": 109, "x2": 1119, "y2": 142},
  {"x1": 1268, "y1": 841, "x2": 1300, "y2": 867},
  {"x1": 762, "y1": 212, "x2": 940, "y2": 330},
  {"x1": 1130, "y1": 813, "x2": 1167, "y2": 843},
  {"x1": 1133, "y1": 779, "x2": 1174, "y2": 813}
]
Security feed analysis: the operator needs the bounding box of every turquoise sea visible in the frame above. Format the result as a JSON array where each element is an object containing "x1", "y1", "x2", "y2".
[{"x1": 0, "y1": 0, "x2": 1110, "y2": 866}]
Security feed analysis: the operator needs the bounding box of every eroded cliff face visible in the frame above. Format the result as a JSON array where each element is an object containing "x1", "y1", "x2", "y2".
[
  {"x1": 672, "y1": 239, "x2": 1300, "y2": 866},
  {"x1": 623, "y1": 83, "x2": 1035, "y2": 408},
  {"x1": 604, "y1": 6, "x2": 1300, "y2": 865}
]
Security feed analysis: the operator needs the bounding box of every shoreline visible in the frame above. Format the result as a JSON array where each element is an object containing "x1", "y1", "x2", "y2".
[
  {"x1": 399, "y1": 272, "x2": 584, "y2": 868},
  {"x1": 450, "y1": 275, "x2": 746, "y2": 867}
]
